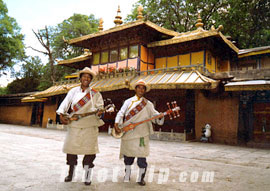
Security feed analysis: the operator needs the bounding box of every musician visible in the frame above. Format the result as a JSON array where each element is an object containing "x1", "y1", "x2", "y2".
[
  {"x1": 56, "y1": 67, "x2": 104, "y2": 186},
  {"x1": 114, "y1": 79, "x2": 164, "y2": 186}
]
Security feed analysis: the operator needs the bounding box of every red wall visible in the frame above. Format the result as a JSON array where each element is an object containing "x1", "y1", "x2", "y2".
[
  {"x1": 0, "y1": 105, "x2": 32, "y2": 126},
  {"x1": 195, "y1": 90, "x2": 239, "y2": 144}
]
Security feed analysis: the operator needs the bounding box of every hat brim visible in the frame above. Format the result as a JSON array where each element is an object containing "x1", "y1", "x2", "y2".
[
  {"x1": 79, "y1": 71, "x2": 95, "y2": 79},
  {"x1": 132, "y1": 82, "x2": 150, "y2": 92}
]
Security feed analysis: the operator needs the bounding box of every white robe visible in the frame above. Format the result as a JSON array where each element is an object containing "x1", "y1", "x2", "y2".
[
  {"x1": 115, "y1": 95, "x2": 164, "y2": 158},
  {"x1": 56, "y1": 87, "x2": 104, "y2": 155}
]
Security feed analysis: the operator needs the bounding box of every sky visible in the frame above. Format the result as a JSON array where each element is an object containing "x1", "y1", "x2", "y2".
[{"x1": 0, "y1": 0, "x2": 138, "y2": 87}]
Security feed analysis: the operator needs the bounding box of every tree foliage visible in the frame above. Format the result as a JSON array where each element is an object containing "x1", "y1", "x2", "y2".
[
  {"x1": 30, "y1": 26, "x2": 56, "y2": 82},
  {"x1": 0, "y1": 0, "x2": 25, "y2": 75},
  {"x1": 7, "y1": 56, "x2": 43, "y2": 94},
  {"x1": 53, "y1": 13, "x2": 99, "y2": 60},
  {"x1": 29, "y1": 13, "x2": 98, "y2": 90},
  {"x1": 126, "y1": 0, "x2": 270, "y2": 48}
]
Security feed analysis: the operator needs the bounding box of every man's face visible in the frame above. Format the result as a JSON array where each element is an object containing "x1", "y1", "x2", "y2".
[
  {"x1": 135, "y1": 85, "x2": 146, "y2": 98},
  {"x1": 80, "y1": 73, "x2": 92, "y2": 87}
]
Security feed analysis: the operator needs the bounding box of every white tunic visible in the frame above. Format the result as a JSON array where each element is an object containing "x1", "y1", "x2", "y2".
[
  {"x1": 115, "y1": 95, "x2": 164, "y2": 158},
  {"x1": 56, "y1": 86, "x2": 104, "y2": 155}
]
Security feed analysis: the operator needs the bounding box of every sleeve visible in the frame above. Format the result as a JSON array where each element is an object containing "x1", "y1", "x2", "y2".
[
  {"x1": 115, "y1": 100, "x2": 129, "y2": 124},
  {"x1": 94, "y1": 92, "x2": 104, "y2": 110},
  {"x1": 56, "y1": 89, "x2": 74, "y2": 115},
  {"x1": 148, "y1": 101, "x2": 164, "y2": 125}
]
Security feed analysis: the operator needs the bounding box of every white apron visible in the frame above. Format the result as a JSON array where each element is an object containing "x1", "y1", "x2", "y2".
[
  {"x1": 63, "y1": 92, "x2": 104, "y2": 155},
  {"x1": 119, "y1": 100, "x2": 156, "y2": 159}
]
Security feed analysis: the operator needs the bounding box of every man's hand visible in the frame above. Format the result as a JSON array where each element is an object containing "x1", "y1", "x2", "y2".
[
  {"x1": 60, "y1": 114, "x2": 69, "y2": 125},
  {"x1": 158, "y1": 113, "x2": 164, "y2": 120},
  {"x1": 97, "y1": 109, "x2": 103, "y2": 117},
  {"x1": 114, "y1": 123, "x2": 121, "y2": 134}
]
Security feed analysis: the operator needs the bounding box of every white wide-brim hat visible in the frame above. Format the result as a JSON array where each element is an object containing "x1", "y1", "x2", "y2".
[
  {"x1": 79, "y1": 67, "x2": 95, "y2": 79},
  {"x1": 132, "y1": 79, "x2": 150, "y2": 92}
]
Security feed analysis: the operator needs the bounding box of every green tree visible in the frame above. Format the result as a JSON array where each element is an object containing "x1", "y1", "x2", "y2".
[
  {"x1": 53, "y1": 13, "x2": 99, "y2": 60},
  {"x1": 127, "y1": 0, "x2": 270, "y2": 49},
  {"x1": 0, "y1": 0, "x2": 25, "y2": 75},
  {"x1": 7, "y1": 56, "x2": 43, "y2": 94},
  {"x1": 0, "y1": 86, "x2": 7, "y2": 95},
  {"x1": 220, "y1": 0, "x2": 270, "y2": 48},
  {"x1": 29, "y1": 13, "x2": 98, "y2": 87}
]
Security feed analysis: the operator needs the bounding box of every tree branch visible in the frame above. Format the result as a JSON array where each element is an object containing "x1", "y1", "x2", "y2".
[{"x1": 26, "y1": 46, "x2": 48, "y2": 55}]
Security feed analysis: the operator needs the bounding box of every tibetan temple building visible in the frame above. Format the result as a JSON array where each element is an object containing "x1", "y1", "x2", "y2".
[{"x1": 1, "y1": 6, "x2": 270, "y2": 146}]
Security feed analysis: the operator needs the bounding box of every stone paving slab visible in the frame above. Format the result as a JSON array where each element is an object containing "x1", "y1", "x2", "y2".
[{"x1": 0, "y1": 124, "x2": 270, "y2": 191}]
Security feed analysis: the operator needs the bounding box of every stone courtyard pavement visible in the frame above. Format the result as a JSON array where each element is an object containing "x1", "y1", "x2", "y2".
[{"x1": 0, "y1": 124, "x2": 270, "y2": 191}]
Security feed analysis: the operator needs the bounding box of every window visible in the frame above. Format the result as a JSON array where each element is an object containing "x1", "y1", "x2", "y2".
[
  {"x1": 101, "y1": 51, "x2": 108, "y2": 64},
  {"x1": 92, "y1": 44, "x2": 138, "y2": 65},
  {"x1": 129, "y1": 45, "x2": 138, "y2": 58},
  {"x1": 93, "y1": 53, "x2": 100, "y2": 65},
  {"x1": 110, "y1": 49, "x2": 118, "y2": 62},
  {"x1": 120, "y1": 47, "x2": 128, "y2": 60},
  {"x1": 207, "y1": 53, "x2": 212, "y2": 65}
]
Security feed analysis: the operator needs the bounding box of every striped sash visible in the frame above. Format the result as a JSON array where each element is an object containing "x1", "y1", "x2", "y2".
[
  {"x1": 124, "y1": 98, "x2": 147, "y2": 122},
  {"x1": 72, "y1": 89, "x2": 97, "y2": 112}
]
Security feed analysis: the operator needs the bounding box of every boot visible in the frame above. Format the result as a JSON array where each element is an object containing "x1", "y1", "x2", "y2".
[
  {"x1": 137, "y1": 168, "x2": 146, "y2": 186},
  {"x1": 64, "y1": 165, "x2": 75, "y2": 182},
  {"x1": 124, "y1": 165, "x2": 131, "y2": 182},
  {"x1": 84, "y1": 165, "x2": 92, "y2": 186}
]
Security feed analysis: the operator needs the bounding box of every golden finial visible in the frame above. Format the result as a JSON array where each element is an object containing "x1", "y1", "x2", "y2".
[
  {"x1": 217, "y1": 25, "x2": 223, "y2": 32},
  {"x1": 98, "y1": 18, "x2": 103, "y2": 31},
  {"x1": 195, "y1": 13, "x2": 204, "y2": 29},
  {"x1": 114, "y1": 5, "x2": 123, "y2": 26},
  {"x1": 137, "y1": 5, "x2": 144, "y2": 20},
  {"x1": 83, "y1": 49, "x2": 90, "y2": 55}
]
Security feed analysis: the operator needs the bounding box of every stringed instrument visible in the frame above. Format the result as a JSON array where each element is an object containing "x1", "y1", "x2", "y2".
[
  {"x1": 112, "y1": 101, "x2": 180, "y2": 139},
  {"x1": 63, "y1": 98, "x2": 115, "y2": 123}
]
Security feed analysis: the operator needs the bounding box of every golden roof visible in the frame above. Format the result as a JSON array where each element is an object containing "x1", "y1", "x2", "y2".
[
  {"x1": 238, "y1": 46, "x2": 270, "y2": 58},
  {"x1": 225, "y1": 80, "x2": 270, "y2": 91},
  {"x1": 21, "y1": 68, "x2": 218, "y2": 102},
  {"x1": 21, "y1": 96, "x2": 47, "y2": 103},
  {"x1": 57, "y1": 49, "x2": 91, "y2": 65},
  {"x1": 130, "y1": 69, "x2": 218, "y2": 90},
  {"x1": 68, "y1": 20, "x2": 179, "y2": 46},
  {"x1": 148, "y1": 24, "x2": 239, "y2": 54},
  {"x1": 32, "y1": 82, "x2": 80, "y2": 98}
]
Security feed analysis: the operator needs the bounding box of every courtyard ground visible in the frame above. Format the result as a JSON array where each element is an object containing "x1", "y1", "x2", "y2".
[{"x1": 0, "y1": 124, "x2": 269, "y2": 191}]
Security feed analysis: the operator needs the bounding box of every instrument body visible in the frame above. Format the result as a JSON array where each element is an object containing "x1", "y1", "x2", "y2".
[
  {"x1": 112, "y1": 101, "x2": 180, "y2": 139},
  {"x1": 63, "y1": 103, "x2": 115, "y2": 124}
]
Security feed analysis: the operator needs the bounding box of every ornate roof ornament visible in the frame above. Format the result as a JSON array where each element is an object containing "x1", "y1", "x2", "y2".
[
  {"x1": 114, "y1": 5, "x2": 123, "y2": 26},
  {"x1": 195, "y1": 13, "x2": 204, "y2": 29},
  {"x1": 137, "y1": 5, "x2": 144, "y2": 20},
  {"x1": 217, "y1": 25, "x2": 223, "y2": 32},
  {"x1": 98, "y1": 18, "x2": 104, "y2": 31}
]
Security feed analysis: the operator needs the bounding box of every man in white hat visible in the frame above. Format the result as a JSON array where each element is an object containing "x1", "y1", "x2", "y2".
[
  {"x1": 56, "y1": 67, "x2": 104, "y2": 186},
  {"x1": 114, "y1": 79, "x2": 164, "y2": 186}
]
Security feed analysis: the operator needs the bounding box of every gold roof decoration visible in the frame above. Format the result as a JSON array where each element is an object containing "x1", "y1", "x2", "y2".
[
  {"x1": 98, "y1": 18, "x2": 104, "y2": 31},
  {"x1": 147, "y1": 13, "x2": 238, "y2": 53},
  {"x1": 137, "y1": 5, "x2": 144, "y2": 20},
  {"x1": 195, "y1": 13, "x2": 204, "y2": 29},
  {"x1": 114, "y1": 5, "x2": 123, "y2": 26}
]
